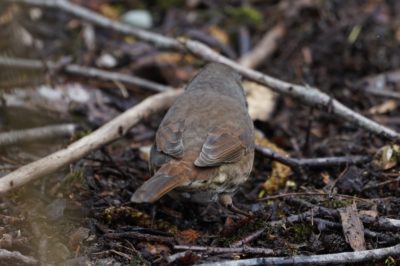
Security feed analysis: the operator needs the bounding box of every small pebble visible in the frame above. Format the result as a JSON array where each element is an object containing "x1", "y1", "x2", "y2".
[{"x1": 121, "y1": 10, "x2": 153, "y2": 29}]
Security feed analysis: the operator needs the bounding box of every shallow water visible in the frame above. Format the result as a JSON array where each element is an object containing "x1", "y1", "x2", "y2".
[{"x1": 0, "y1": 4, "x2": 89, "y2": 264}]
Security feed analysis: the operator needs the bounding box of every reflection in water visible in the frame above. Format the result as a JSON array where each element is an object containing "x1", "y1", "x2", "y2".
[
  {"x1": 0, "y1": 3, "x2": 87, "y2": 265},
  {"x1": 0, "y1": 4, "x2": 44, "y2": 89}
]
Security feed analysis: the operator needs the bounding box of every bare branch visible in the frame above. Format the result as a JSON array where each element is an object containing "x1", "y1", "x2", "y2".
[
  {"x1": 0, "y1": 56, "x2": 171, "y2": 92},
  {"x1": 183, "y1": 39, "x2": 400, "y2": 139},
  {"x1": 10, "y1": 0, "x2": 181, "y2": 50},
  {"x1": 9, "y1": 0, "x2": 400, "y2": 139},
  {"x1": 0, "y1": 89, "x2": 182, "y2": 193},
  {"x1": 0, "y1": 124, "x2": 78, "y2": 147},
  {"x1": 197, "y1": 244, "x2": 400, "y2": 266}
]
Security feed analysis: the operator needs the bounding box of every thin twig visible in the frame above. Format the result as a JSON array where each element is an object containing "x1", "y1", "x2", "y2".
[
  {"x1": 104, "y1": 231, "x2": 174, "y2": 244},
  {"x1": 256, "y1": 146, "x2": 371, "y2": 169},
  {"x1": 259, "y1": 192, "x2": 328, "y2": 201},
  {"x1": 230, "y1": 227, "x2": 267, "y2": 248},
  {"x1": 174, "y1": 245, "x2": 274, "y2": 255},
  {"x1": 197, "y1": 244, "x2": 400, "y2": 266},
  {"x1": 259, "y1": 192, "x2": 372, "y2": 204},
  {"x1": 0, "y1": 124, "x2": 78, "y2": 147},
  {"x1": 238, "y1": 23, "x2": 286, "y2": 69},
  {"x1": 10, "y1": 0, "x2": 400, "y2": 140},
  {"x1": 0, "y1": 89, "x2": 183, "y2": 193},
  {"x1": 0, "y1": 56, "x2": 171, "y2": 92},
  {"x1": 363, "y1": 88, "x2": 400, "y2": 100},
  {"x1": 363, "y1": 176, "x2": 400, "y2": 190},
  {"x1": 109, "y1": 250, "x2": 132, "y2": 261}
]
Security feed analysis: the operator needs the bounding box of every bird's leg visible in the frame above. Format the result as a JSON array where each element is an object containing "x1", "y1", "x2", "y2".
[
  {"x1": 218, "y1": 193, "x2": 252, "y2": 217},
  {"x1": 150, "y1": 205, "x2": 157, "y2": 228}
]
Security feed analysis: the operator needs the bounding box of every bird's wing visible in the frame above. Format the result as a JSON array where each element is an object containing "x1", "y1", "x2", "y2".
[
  {"x1": 155, "y1": 119, "x2": 185, "y2": 158},
  {"x1": 194, "y1": 125, "x2": 253, "y2": 167}
]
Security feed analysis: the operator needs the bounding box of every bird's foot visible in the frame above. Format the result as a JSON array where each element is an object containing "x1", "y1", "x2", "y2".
[{"x1": 218, "y1": 194, "x2": 253, "y2": 217}]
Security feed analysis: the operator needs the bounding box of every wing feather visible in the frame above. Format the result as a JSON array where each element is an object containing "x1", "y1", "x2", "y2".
[
  {"x1": 155, "y1": 120, "x2": 185, "y2": 158},
  {"x1": 194, "y1": 126, "x2": 251, "y2": 167}
]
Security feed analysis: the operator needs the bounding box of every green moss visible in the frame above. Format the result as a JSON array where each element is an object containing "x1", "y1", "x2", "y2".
[
  {"x1": 289, "y1": 223, "x2": 312, "y2": 243},
  {"x1": 324, "y1": 199, "x2": 352, "y2": 209},
  {"x1": 225, "y1": 5, "x2": 263, "y2": 26}
]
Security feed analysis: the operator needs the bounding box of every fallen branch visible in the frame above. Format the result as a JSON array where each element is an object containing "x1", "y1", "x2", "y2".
[
  {"x1": 183, "y1": 40, "x2": 400, "y2": 140},
  {"x1": 0, "y1": 248, "x2": 38, "y2": 264},
  {"x1": 0, "y1": 89, "x2": 182, "y2": 193},
  {"x1": 0, "y1": 124, "x2": 78, "y2": 147},
  {"x1": 10, "y1": 0, "x2": 400, "y2": 140},
  {"x1": 0, "y1": 56, "x2": 171, "y2": 92},
  {"x1": 11, "y1": 0, "x2": 181, "y2": 49},
  {"x1": 197, "y1": 244, "x2": 400, "y2": 266}
]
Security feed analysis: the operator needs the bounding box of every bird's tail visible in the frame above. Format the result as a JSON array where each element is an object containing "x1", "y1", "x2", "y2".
[{"x1": 130, "y1": 161, "x2": 190, "y2": 203}]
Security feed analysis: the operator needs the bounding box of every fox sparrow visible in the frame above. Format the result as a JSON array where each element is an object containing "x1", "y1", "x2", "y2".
[{"x1": 131, "y1": 63, "x2": 255, "y2": 208}]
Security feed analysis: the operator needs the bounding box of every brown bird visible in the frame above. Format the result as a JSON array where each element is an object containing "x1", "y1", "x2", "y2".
[{"x1": 130, "y1": 63, "x2": 255, "y2": 209}]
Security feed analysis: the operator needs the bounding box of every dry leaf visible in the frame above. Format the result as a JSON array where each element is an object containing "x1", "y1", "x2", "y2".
[
  {"x1": 255, "y1": 130, "x2": 292, "y2": 194},
  {"x1": 155, "y1": 52, "x2": 195, "y2": 65},
  {"x1": 143, "y1": 243, "x2": 170, "y2": 255},
  {"x1": 176, "y1": 229, "x2": 200, "y2": 244},
  {"x1": 372, "y1": 144, "x2": 400, "y2": 170},
  {"x1": 99, "y1": 4, "x2": 120, "y2": 20},
  {"x1": 338, "y1": 202, "x2": 366, "y2": 251},
  {"x1": 321, "y1": 172, "x2": 331, "y2": 185},
  {"x1": 243, "y1": 81, "x2": 277, "y2": 122},
  {"x1": 368, "y1": 100, "x2": 397, "y2": 114},
  {"x1": 208, "y1": 26, "x2": 229, "y2": 45}
]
